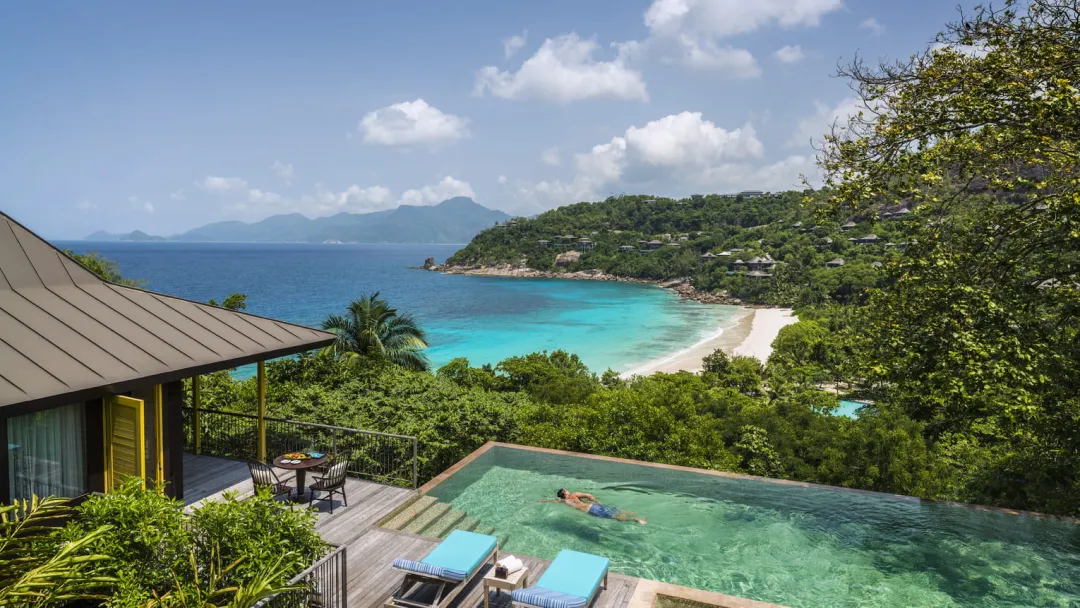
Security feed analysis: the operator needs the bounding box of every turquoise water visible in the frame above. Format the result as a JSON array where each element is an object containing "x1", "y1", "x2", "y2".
[
  {"x1": 57, "y1": 242, "x2": 738, "y2": 376},
  {"x1": 428, "y1": 447, "x2": 1080, "y2": 608},
  {"x1": 835, "y1": 400, "x2": 867, "y2": 418}
]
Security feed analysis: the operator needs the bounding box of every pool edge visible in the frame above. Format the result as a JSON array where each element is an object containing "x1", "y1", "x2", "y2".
[
  {"x1": 423, "y1": 442, "x2": 1080, "y2": 525},
  {"x1": 629, "y1": 579, "x2": 787, "y2": 608}
]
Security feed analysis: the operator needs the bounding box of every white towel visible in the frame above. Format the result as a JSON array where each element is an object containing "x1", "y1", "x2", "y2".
[{"x1": 496, "y1": 555, "x2": 524, "y2": 574}]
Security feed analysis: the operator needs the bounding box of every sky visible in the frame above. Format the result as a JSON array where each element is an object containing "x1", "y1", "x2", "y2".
[{"x1": 0, "y1": 0, "x2": 978, "y2": 239}]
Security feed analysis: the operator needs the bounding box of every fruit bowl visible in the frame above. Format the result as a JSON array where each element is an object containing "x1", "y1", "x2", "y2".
[{"x1": 284, "y1": 452, "x2": 309, "y2": 460}]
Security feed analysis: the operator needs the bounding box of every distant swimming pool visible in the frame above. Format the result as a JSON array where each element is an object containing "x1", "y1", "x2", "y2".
[
  {"x1": 426, "y1": 445, "x2": 1080, "y2": 608},
  {"x1": 835, "y1": 400, "x2": 867, "y2": 418}
]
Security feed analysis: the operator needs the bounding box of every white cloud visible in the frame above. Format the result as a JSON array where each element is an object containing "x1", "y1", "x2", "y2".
[
  {"x1": 505, "y1": 111, "x2": 768, "y2": 213},
  {"x1": 503, "y1": 30, "x2": 527, "y2": 58},
  {"x1": 577, "y1": 111, "x2": 764, "y2": 186},
  {"x1": 142, "y1": 202, "x2": 154, "y2": 214},
  {"x1": 271, "y1": 161, "x2": 294, "y2": 184},
  {"x1": 675, "y1": 37, "x2": 760, "y2": 76},
  {"x1": 197, "y1": 176, "x2": 248, "y2": 192},
  {"x1": 859, "y1": 18, "x2": 884, "y2": 35},
  {"x1": 359, "y1": 99, "x2": 468, "y2": 147},
  {"x1": 641, "y1": 0, "x2": 840, "y2": 75},
  {"x1": 475, "y1": 34, "x2": 648, "y2": 103},
  {"x1": 541, "y1": 147, "x2": 561, "y2": 166},
  {"x1": 304, "y1": 184, "x2": 394, "y2": 214},
  {"x1": 774, "y1": 44, "x2": 805, "y2": 63},
  {"x1": 399, "y1": 176, "x2": 475, "y2": 206},
  {"x1": 786, "y1": 97, "x2": 866, "y2": 148},
  {"x1": 497, "y1": 175, "x2": 508, "y2": 184},
  {"x1": 247, "y1": 189, "x2": 283, "y2": 204},
  {"x1": 170, "y1": 189, "x2": 186, "y2": 200},
  {"x1": 75, "y1": 200, "x2": 97, "y2": 212},
  {"x1": 645, "y1": 0, "x2": 842, "y2": 38}
]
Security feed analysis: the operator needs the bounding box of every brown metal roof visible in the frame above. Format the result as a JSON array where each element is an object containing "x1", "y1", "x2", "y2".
[{"x1": 0, "y1": 213, "x2": 337, "y2": 410}]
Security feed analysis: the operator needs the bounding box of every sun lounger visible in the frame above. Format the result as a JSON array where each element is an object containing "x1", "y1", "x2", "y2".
[
  {"x1": 387, "y1": 529, "x2": 498, "y2": 608},
  {"x1": 511, "y1": 549, "x2": 609, "y2": 608}
]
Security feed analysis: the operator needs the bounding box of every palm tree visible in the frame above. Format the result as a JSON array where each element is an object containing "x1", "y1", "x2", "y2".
[{"x1": 321, "y1": 292, "x2": 430, "y2": 371}]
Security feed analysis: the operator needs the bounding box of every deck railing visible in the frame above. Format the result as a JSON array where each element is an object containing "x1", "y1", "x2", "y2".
[
  {"x1": 182, "y1": 407, "x2": 418, "y2": 488},
  {"x1": 254, "y1": 544, "x2": 348, "y2": 608}
]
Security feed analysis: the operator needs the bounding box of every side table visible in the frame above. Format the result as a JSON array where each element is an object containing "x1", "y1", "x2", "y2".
[{"x1": 483, "y1": 566, "x2": 529, "y2": 608}]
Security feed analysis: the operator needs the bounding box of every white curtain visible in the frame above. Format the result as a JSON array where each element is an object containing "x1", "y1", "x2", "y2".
[{"x1": 7, "y1": 404, "x2": 86, "y2": 501}]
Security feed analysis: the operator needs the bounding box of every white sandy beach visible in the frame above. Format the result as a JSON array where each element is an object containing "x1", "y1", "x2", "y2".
[{"x1": 624, "y1": 307, "x2": 798, "y2": 377}]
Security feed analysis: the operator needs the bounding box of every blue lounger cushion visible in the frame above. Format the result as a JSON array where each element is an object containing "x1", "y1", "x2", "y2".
[
  {"x1": 511, "y1": 588, "x2": 589, "y2": 608},
  {"x1": 512, "y1": 550, "x2": 609, "y2": 608},
  {"x1": 393, "y1": 530, "x2": 497, "y2": 582}
]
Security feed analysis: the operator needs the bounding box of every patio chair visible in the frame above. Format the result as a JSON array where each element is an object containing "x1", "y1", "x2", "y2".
[
  {"x1": 308, "y1": 453, "x2": 349, "y2": 513},
  {"x1": 511, "y1": 549, "x2": 609, "y2": 608},
  {"x1": 386, "y1": 529, "x2": 498, "y2": 608},
  {"x1": 247, "y1": 460, "x2": 292, "y2": 500}
]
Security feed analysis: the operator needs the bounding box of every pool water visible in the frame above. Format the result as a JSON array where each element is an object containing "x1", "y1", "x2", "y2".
[
  {"x1": 835, "y1": 400, "x2": 867, "y2": 418},
  {"x1": 427, "y1": 447, "x2": 1080, "y2": 608}
]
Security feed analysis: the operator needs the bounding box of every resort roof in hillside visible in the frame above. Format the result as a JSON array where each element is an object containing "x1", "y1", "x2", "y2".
[{"x1": 0, "y1": 212, "x2": 336, "y2": 410}]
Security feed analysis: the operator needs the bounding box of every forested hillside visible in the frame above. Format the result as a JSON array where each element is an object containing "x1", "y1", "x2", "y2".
[{"x1": 447, "y1": 191, "x2": 919, "y2": 306}]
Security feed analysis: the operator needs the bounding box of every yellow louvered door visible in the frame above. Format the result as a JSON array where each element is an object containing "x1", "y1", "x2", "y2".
[{"x1": 105, "y1": 395, "x2": 146, "y2": 491}]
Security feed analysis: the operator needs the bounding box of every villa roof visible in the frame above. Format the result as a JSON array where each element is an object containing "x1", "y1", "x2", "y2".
[
  {"x1": 828, "y1": 258, "x2": 845, "y2": 266},
  {"x1": 860, "y1": 234, "x2": 879, "y2": 240},
  {"x1": 0, "y1": 212, "x2": 336, "y2": 411},
  {"x1": 842, "y1": 221, "x2": 858, "y2": 227}
]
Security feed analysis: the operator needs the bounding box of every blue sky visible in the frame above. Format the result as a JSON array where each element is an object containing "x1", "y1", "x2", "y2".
[{"x1": 0, "y1": 0, "x2": 976, "y2": 238}]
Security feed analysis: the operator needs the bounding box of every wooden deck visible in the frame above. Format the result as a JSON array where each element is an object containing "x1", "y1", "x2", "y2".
[{"x1": 183, "y1": 453, "x2": 644, "y2": 608}]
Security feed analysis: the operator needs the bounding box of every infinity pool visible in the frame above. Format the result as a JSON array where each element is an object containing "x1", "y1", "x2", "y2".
[{"x1": 426, "y1": 446, "x2": 1080, "y2": 608}]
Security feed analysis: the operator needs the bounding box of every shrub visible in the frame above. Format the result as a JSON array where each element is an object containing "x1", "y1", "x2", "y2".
[{"x1": 188, "y1": 489, "x2": 329, "y2": 586}]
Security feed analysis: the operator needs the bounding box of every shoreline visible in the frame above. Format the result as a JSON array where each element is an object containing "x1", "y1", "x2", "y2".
[
  {"x1": 622, "y1": 307, "x2": 797, "y2": 377},
  {"x1": 422, "y1": 263, "x2": 761, "y2": 307},
  {"x1": 421, "y1": 263, "x2": 799, "y2": 376},
  {"x1": 623, "y1": 308, "x2": 757, "y2": 376}
]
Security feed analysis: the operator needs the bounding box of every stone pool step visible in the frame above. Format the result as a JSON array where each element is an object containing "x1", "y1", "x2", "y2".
[
  {"x1": 474, "y1": 524, "x2": 496, "y2": 536},
  {"x1": 381, "y1": 495, "x2": 438, "y2": 531},
  {"x1": 424, "y1": 508, "x2": 467, "y2": 538},
  {"x1": 403, "y1": 502, "x2": 451, "y2": 535}
]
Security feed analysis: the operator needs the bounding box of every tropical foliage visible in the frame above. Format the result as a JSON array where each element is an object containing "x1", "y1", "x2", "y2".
[
  {"x1": 0, "y1": 496, "x2": 114, "y2": 606},
  {"x1": 321, "y1": 292, "x2": 430, "y2": 371},
  {"x1": 16, "y1": 479, "x2": 327, "y2": 608},
  {"x1": 445, "y1": 190, "x2": 908, "y2": 307},
  {"x1": 64, "y1": 250, "x2": 145, "y2": 287}
]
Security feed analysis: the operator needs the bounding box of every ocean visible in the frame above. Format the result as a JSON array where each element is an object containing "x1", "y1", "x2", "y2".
[{"x1": 57, "y1": 242, "x2": 741, "y2": 377}]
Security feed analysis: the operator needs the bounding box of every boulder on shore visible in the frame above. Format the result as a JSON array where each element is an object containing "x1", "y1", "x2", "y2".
[{"x1": 554, "y1": 250, "x2": 581, "y2": 267}]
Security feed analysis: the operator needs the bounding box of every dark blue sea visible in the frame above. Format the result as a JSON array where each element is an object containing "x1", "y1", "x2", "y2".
[{"x1": 57, "y1": 242, "x2": 739, "y2": 377}]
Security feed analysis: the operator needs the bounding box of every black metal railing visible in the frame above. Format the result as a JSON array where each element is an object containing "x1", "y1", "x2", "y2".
[
  {"x1": 183, "y1": 407, "x2": 418, "y2": 488},
  {"x1": 254, "y1": 544, "x2": 348, "y2": 608}
]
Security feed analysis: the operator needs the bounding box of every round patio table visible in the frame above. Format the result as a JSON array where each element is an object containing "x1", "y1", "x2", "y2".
[{"x1": 273, "y1": 453, "x2": 328, "y2": 500}]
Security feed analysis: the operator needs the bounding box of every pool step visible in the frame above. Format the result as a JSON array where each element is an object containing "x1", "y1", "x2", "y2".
[
  {"x1": 403, "y1": 502, "x2": 451, "y2": 535},
  {"x1": 379, "y1": 496, "x2": 499, "y2": 543},
  {"x1": 382, "y1": 495, "x2": 438, "y2": 531},
  {"x1": 424, "y1": 508, "x2": 467, "y2": 538},
  {"x1": 453, "y1": 516, "x2": 479, "y2": 534}
]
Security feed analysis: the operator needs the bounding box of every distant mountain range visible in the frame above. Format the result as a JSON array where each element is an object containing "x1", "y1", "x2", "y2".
[{"x1": 84, "y1": 197, "x2": 511, "y2": 244}]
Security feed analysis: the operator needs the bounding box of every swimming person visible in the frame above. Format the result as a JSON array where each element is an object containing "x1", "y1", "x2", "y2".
[{"x1": 538, "y1": 488, "x2": 646, "y2": 524}]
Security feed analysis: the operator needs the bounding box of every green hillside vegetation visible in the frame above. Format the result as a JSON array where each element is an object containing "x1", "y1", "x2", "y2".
[{"x1": 447, "y1": 191, "x2": 915, "y2": 306}]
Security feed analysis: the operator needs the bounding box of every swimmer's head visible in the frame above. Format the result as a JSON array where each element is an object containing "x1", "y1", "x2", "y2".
[{"x1": 556, "y1": 489, "x2": 568, "y2": 499}]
